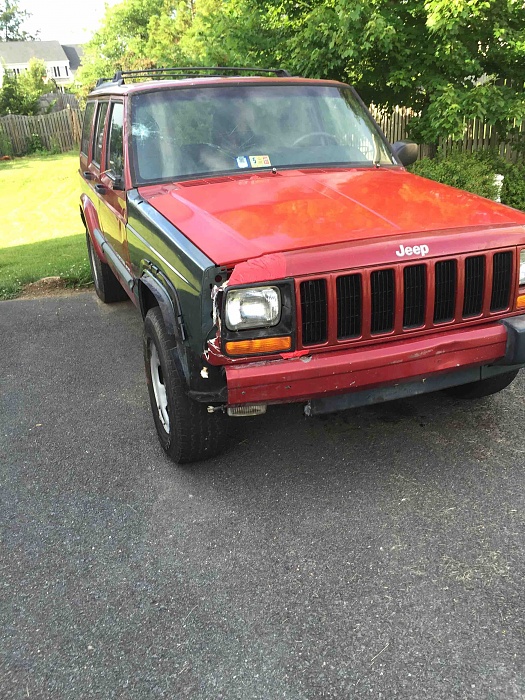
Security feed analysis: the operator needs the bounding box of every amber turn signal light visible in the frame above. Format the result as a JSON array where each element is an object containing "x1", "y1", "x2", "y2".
[
  {"x1": 225, "y1": 336, "x2": 292, "y2": 355},
  {"x1": 517, "y1": 294, "x2": 525, "y2": 309}
]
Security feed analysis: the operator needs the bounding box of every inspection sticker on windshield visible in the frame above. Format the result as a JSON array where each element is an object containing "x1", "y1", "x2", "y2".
[
  {"x1": 236, "y1": 156, "x2": 249, "y2": 168},
  {"x1": 249, "y1": 155, "x2": 271, "y2": 168}
]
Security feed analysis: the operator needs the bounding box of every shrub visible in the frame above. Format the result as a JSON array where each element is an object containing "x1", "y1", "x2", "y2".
[
  {"x1": 25, "y1": 133, "x2": 44, "y2": 154},
  {"x1": 409, "y1": 150, "x2": 500, "y2": 200},
  {"x1": 0, "y1": 130, "x2": 13, "y2": 157},
  {"x1": 500, "y1": 162, "x2": 525, "y2": 212}
]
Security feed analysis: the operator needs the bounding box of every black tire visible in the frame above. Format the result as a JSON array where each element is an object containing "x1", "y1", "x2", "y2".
[
  {"x1": 86, "y1": 232, "x2": 128, "y2": 303},
  {"x1": 143, "y1": 307, "x2": 228, "y2": 464},
  {"x1": 445, "y1": 369, "x2": 520, "y2": 400}
]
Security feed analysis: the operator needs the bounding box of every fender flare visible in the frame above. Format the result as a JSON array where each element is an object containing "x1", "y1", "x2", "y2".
[
  {"x1": 80, "y1": 194, "x2": 107, "y2": 264},
  {"x1": 139, "y1": 270, "x2": 192, "y2": 386}
]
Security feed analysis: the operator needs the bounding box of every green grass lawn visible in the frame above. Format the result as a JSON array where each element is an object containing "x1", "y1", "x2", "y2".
[{"x1": 0, "y1": 152, "x2": 91, "y2": 299}]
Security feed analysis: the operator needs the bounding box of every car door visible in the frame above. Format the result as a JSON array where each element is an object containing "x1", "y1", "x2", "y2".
[{"x1": 97, "y1": 100, "x2": 129, "y2": 265}]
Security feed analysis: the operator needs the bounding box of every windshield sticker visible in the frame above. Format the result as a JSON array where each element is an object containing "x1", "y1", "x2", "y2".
[
  {"x1": 249, "y1": 155, "x2": 271, "y2": 168},
  {"x1": 236, "y1": 156, "x2": 249, "y2": 169}
]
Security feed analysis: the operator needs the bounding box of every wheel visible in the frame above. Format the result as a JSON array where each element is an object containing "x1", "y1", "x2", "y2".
[
  {"x1": 143, "y1": 307, "x2": 228, "y2": 464},
  {"x1": 86, "y1": 232, "x2": 128, "y2": 303},
  {"x1": 444, "y1": 370, "x2": 520, "y2": 399}
]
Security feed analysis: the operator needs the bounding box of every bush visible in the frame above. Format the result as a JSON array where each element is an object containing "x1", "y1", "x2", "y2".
[
  {"x1": 25, "y1": 133, "x2": 44, "y2": 154},
  {"x1": 0, "y1": 130, "x2": 13, "y2": 157},
  {"x1": 500, "y1": 162, "x2": 525, "y2": 212},
  {"x1": 409, "y1": 150, "x2": 500, "y2": 200}
]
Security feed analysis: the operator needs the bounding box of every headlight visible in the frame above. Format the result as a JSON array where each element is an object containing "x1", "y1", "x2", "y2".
[
  {"x1": 225, "y1": 286, "x2": 281, "y2": 331},
  {"x1": 520, "y1": 250, "x2": 525, "y2": 286}
]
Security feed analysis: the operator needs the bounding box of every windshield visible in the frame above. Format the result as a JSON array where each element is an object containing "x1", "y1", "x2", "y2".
[{"x1": 130, "y1": 84, "x2": 395, "y2": 184}]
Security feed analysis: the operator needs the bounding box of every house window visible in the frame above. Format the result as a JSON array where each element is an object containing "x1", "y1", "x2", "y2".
[
  {"x1": 65, "y1": 66, "x2": 69, "y2": 76},
  {"x1": 53, "y1": 66, "x2": 61, "y2": 77}
]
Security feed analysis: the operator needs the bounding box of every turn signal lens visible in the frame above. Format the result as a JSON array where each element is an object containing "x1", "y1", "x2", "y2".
[
  {"x1": 517, "y1": 294, "x2": 525, "y2": 309},
  {"x1": 225, "y1": 336, "x2": 292, "y2": 355},
  {"x1": 520, "y1": 250, "x2": 525, "y2": 286}
]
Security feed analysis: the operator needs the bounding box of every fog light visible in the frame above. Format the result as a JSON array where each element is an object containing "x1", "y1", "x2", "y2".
[{"x1": 227, "y1": 405, "x2": 267, "y2": 417}]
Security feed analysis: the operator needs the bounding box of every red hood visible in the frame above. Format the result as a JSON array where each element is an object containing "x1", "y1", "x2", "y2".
[{"x1": 138, "y1": 167, "x2": 525, "y2": 266}]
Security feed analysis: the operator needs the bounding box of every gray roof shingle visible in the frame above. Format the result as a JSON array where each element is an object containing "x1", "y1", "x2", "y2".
[
  {"x1": 61, "y1": 44, "x2": 83, "y2": 72},
  {"x1": 0, "y1": 41, "x2": 69, "y2": 65}
]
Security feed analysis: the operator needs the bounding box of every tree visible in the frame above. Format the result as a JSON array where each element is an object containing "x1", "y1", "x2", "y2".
[
  {"x1": 0, "y1": 0, "x2": 36, "y2": 41},
  {"x1": 192, "y1": 0, "x2": 525, "y2": 145},
  {"x1": 76, "y1": 0, "x2": 175, "y2": 97},
  {"x1": 0, "y1": 70, "x2": 25, "y2": 114},
  {"x1": 75, "y1": 0, "x2": 525, "y2": 147},
  {"x1": 0, "y1": 59, "x2": 48, "y2": 115}
]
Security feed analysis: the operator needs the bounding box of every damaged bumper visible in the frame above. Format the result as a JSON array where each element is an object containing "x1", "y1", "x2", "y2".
[{"x1": 225, "y1": 317, "x2": 525, "y2": 412}]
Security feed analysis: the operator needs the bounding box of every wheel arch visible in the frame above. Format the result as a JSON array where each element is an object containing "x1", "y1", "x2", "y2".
[
  {"x1": 80, "y1": 194, "x2": 107, "y2": 263},
  {"x1": 138, "y1": 270, "x2": 184, "y2": 341},
  {"x1": 139, "y1": 270, "x2": 195, "y2": 388}
]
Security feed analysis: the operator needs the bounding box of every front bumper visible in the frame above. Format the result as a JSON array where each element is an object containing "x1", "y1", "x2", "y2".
[{"x1": 225, "y1": 316, "x2": 525, "y2": 408}]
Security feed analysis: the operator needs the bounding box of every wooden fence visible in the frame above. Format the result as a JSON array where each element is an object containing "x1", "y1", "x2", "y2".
[
  {"x1": 1, "y1": 103, "x2": 524, "y2": 161},
  {"x1": 0, "y1": 107, "x2": 82, "y2": 156},
  {"x1": 370, "y1": 105, "x2": 525, "y2": 162}
]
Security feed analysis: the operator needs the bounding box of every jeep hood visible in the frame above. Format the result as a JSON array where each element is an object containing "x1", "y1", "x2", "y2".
[{"x1": 138, "y1": 168, "x2": 525, "y2": 266}]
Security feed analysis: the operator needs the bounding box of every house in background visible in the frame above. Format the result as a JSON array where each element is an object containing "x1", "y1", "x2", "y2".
[{"x1": 0, "y1": 41, "x2": 84, "y2": 89}]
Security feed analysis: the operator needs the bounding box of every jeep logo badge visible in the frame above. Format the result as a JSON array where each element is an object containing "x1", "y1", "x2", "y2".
[{"x1": 395, "y1": 243, "x2": 429, "y2": 258}]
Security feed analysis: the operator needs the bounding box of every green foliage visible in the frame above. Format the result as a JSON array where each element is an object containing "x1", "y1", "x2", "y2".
[
  {"x1": 409, "y1": 150, "x2": 500, "y2": 200},
  {"x1": 74, "y1": 0, "x2": 525, "y2": 147},
  {"x1": 0, "y1": 0, "x2": 35, "y2": 41},
  {"x1": 0, "y1": 127, "x2": 11, "y2": 156},
  {"x1": 0, "y1": 71, "x2": 27, "y2": 114},
  {"x1": 0, "y1": 60, "x2": 49, "y2": 116},
  {"x1": 410, "y1": 148, "x2": 525, "y2": 212},
  {"x1": 75, "y1": 0, "x2": 174, "y2": 97},
  {"x1": 500, "y1": 163, "x2": 525, "y2": 212},
  {"x1": 25, "y1": 132, "x2": 44, "y2": 154},
  {"x1": 0, "y1": 235, "x2": 91, "y2": 299}
]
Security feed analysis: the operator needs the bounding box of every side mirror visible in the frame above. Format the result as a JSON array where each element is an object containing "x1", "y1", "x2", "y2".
[{"x1": 392, "y1": 140, "x2": 419, "y2": 167}]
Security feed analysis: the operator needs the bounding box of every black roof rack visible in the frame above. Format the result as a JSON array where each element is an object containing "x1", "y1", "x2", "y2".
[{"x1": 95, "y1": 66, "x2": 291, "y2": 87}]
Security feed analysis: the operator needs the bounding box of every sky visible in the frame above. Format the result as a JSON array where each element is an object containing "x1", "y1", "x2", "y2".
[{"x1": 19, "y1": 0, "x2": 121, "y2": 45}]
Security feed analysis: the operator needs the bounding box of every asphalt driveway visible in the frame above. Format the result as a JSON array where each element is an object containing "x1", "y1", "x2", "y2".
[{"x1": 1, "y1": 292, "x2": 525, "y2": 699}]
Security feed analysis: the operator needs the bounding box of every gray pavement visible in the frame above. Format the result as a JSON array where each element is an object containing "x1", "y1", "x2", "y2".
[{"x1": 1, "y1": 292, "x2": 525, "y2": 699}]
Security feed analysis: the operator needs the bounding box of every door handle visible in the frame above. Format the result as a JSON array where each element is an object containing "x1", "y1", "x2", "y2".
[
  {"x1": 94, "y1": 184, "x2": 107, "y2": 195},
  {"x1": 83, "y1": 171, "x2": 94, "y2": 180}
]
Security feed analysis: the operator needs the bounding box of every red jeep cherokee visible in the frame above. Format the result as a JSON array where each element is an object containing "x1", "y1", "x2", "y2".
[{"x1": 80, "y1": 67, "x2": 525, "y2": 463}]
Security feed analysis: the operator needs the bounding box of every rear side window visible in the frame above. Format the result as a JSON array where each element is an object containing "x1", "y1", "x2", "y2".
[
  {"x1": 106, "y1": 102, "x2": 124, "y2": 179},
  {"x1": 92, "y1": 102, "x2": 109, "y2": 167},
  {"x1": 80, "y1": 101, "x2": 95, "y2": 156}
]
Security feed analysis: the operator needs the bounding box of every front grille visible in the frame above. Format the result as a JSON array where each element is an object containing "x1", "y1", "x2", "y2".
[
  {"x1": 463, "y1": 256, "x2": 485, "y2": 317},
  {"x1": 491, "y1": 251, "x2": 513, "y2": 311},
  {"x1": 337, "y1": 274, "x2": 361, "y2": 339},
  {"x1": 403, "y1": 264, "x2": 426, "y2": 328},
  {"x1": 371, "y1": 269, "x2": 395, "y2": 333},
  {"x1": 300, "y1": 278, "x2": 327, "y2": 345},
  {"x1": 299, "y1": 249, "x2": 514, "y2": 347},
  {"x1": 434, "y1": 260, "x2": 457, "y2": 323}
]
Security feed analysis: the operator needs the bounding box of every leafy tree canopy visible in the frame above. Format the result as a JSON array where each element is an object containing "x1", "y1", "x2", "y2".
[
  {"x1": 76, "y1": 0, "x2": 525, "y2": 144},
  {"x1": 0, "y1": 0, "x2": 36, "y2": 41}
]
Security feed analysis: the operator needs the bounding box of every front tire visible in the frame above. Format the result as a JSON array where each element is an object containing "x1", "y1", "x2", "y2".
[
  {"x1": 143, "y1": 307, "x2": 228, "y2": 464},
  {"x1": 86, "y1": 232, "x2": 128, "y2": 303},
  {"x1": 445, "y1": 369, "x2": 520, "y2": 400}
]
